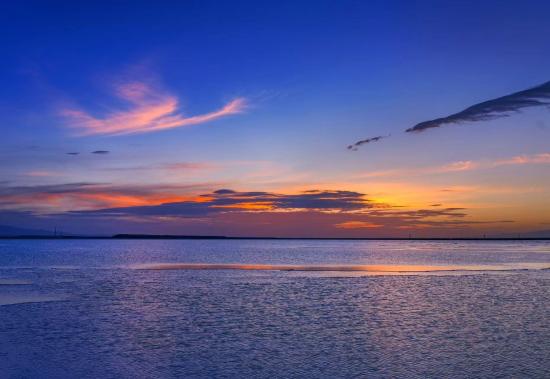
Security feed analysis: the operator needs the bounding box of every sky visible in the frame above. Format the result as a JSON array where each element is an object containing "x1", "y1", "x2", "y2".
[{"x1": 1, "y1": 0, "x2": 549, "y2": 237}]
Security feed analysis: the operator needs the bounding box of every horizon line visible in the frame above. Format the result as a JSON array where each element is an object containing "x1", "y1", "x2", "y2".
[{"x1": 0, "y1": 234, "x2": 548, "y2": 241}]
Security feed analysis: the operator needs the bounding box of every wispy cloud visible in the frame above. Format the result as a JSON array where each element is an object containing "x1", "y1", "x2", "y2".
[
  {"x1": 436, "y1": 160, "x2": 478, "y2": 172},
  {"x1": 347, "y1": 135, "x2": 389, "y2": 151},
  {"x1": 406, "y1": 80, "x2": 550, "y2": 133},
  {"x1": 23, "y1": 171, "x2": 63, "y2": 178},
  {"x1": 61, "y1": 80, "x2": 246, "y2": 136},
  {"x1": 438, "y1": 153, "x2": 550, "y2": 171},
  {"x1": 368, "y1": 207, "x2": 468, "y2": 219},
  {"x1": 359, "y1": 153, "x2": 550, "y2": 179},
  {"x1": 0, "y1": 182, "x2": 215, "y2": 212},
  {"x1": 493, "y1": 153, "x2": 550, "y2": 166},
  {"x1": 162, "y1": 162, "x2": 216, "y2": 171},
  {"x1": 91, "y1": 150, "x2": 109, "y2": 155},
  {"x1": 101, "y1": 161, "x2": 217, "y2": 173}
]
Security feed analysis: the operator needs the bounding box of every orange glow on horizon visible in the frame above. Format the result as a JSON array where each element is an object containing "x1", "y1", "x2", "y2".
[
  {"x1": 211, "y1": 202, "x2": 274, "y2": 210},
  {"x1": 335, "y1": 221, "x2": 383, "y2": 229}
]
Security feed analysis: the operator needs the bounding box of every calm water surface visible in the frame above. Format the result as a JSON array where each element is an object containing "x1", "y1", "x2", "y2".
[{"x1": 0, "y1": 240, "x2": 549, "y2": 378}]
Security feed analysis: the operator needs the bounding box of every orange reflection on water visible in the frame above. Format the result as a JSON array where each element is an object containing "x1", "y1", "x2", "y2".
[{"x1": 132, "y1": 263, "x2": 550, "y2": 272}]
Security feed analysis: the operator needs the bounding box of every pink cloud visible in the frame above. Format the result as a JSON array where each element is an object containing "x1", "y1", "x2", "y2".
[
  {"x1": 436, "y1": 160, "x2": 478, "y2": 172},
  {"x1": 435, "y1": 154, "x2": 550, "y2": 172},
  {"x1": 492, "y1": 153, "x2": 550, "y2": 167},
  {"x1": 61, "y1": 81, "x2": 246, "y2": 136},
  {"x1": 359, "y1": 153, "x2": 550, "y2": 179}
]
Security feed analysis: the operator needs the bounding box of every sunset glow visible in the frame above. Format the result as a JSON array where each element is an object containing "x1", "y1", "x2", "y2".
[{"x1": 0, "y1": 1, "x2": 549, "y2": 238}]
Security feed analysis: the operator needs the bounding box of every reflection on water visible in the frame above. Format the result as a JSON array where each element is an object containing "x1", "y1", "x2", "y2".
[
  {"x1": 0, "y1": 240, "x2": 549, "y2": 378},
  {"x1": 133, "y1": 262, "x2": 550, "y2": 272}
]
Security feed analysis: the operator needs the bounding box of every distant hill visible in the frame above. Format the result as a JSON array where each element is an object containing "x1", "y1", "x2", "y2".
[{"x1": 0, "y1": 225, "x2": 53, "y2": 236}]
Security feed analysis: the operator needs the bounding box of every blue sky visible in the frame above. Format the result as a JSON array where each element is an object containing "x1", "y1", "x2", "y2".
[{"x1": 1, "y1": 0, "x2": 549, "y2": 236}]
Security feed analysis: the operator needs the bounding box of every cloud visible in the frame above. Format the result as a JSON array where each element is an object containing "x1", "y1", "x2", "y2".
[
  {"x1": 23, "y1": 171, "x2": 62, "y2": 177},
  {"x1": 2, "y1": 183, "x2": 519, "y2": 236},
  {"x1": 210, "y1": 189, "x2": 373, "y2": 211},
  {"x1": 66, "y1": 152, "x2": 79, "y2": 156},
  {"x1": 347, "y1": 135, "x2": 389, "y2": 151},
  {"x1": 406, "y1": 80, "x2": 550, "y2": 133},
  {"x1": 91, "y1": 150, "x2": 109, "y2": 154},
  {"x1": 395, "y1": 219, "x2": 514, "y2": 230},
  {"x1": 0, "y1": 181, "x2": 499, "y2": 228},
  {"x1": 0, "y1": 206, "x2": 513, "y2": 238},
  {"x1": 359, "y1": 152, "x2": 550, "y2": 179},
  {"x1": 64, "y1": 188, "x2": 487, "y2": 233},
  {"x1": 162, "y1": 162, "x2": 216, "y2": 170},
  {"x1": 492, "y1": 153, "x2": 550, "y2": 166},
  {"x1": 334, "y1": 221, "x2": 382, "y2": 229},
  {"x1": 431, "y1": 153, "x2": 550, "y2": 172},
  {"x1": 437, "y1": 160, "x2": 478, "y2": 172},
  {"x1": 358, "y1": 163, "x2": 473, "y2": 179},
  {"x1": 368, "y1": 207, "x2": 468, "y2": 219},
  {"x1": 0, "y1": 182, "x2": 215, "y2": 212},
  {"x1": 68, "y1": 189, "x2": 377, "y2": 218},
  {"x1": 61, "y1": 80, "x2": 246, "y2": 136},
  {"x1": 101, "y1": 161, "x2": 216, "y2": 173},
  {"x1": 0, "y1": 183, "x2": 99, "y2": 196}
]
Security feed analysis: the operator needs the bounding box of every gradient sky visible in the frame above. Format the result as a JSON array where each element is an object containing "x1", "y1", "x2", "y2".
[{"x1": 1, "y1": 0, "x2": 549, "y2": 237}]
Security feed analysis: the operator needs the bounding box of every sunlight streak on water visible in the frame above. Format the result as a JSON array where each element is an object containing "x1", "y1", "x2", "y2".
[{"x1": 132, "y1": 262, "x2": 550, "y2": 272}]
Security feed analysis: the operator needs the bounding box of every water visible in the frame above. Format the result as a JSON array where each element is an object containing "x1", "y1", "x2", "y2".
[{"x1": 0, "y1": 240, "x2": 549, "y2": 378}]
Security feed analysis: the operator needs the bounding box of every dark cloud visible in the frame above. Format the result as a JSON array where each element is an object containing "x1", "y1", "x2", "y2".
[
  {"x1": 3, "y1": 182, "x2": 517, "y2": 236},
  {"x1": 70, "y1": 189, "x2": 376, "y2": 218},
  {"x1": 397, "y1": 219, "x2": 514, "y2": 228},
  {"x1": 406, "y1": 80, "x2": 550, "y2": 133},
  {"x1": 91, "y1": 150, "x2": 110, "y2": 154},
  {"x1": 0, "y1": 182, "x2": 214, "y2": 201},
  {"x1": 0, "y1": 182, "x2": 99, "y2": 196},
  {"x1": 213, "y1": 189, "x2": 236, "y2": 195},
  {"x1": 347, "y1": 135, "x2": 389, "y2": 151},
  {"x1": 75, "y1": 201, "x2": 215, "y2": 218},
  {"x1": 66, "y1": 189, "x2": 480, "y2": 230},
  {"x1": 66, "y1": 152, "x2": 80, "y2": 156},
  {"x1": 2, "y1": 184, "x2": 519, "y2": 236},
  {"x1": 212, "y1": 189, "x2": 372, "y2": 210},
  {"x1": 368, "y1": 207, "x2": 468, "y2": 219},
  {"x1": 430, "y1": 203, "x2": 442, "y2": 207}
]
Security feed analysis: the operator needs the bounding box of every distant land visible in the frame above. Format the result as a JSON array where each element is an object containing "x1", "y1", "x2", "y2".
[
  {"x1": 1, "y1": 225, "x2": 549, "y2": 240},
  {"x1": 0, "y1": 234, "x2": 549, "y2": 241}
]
